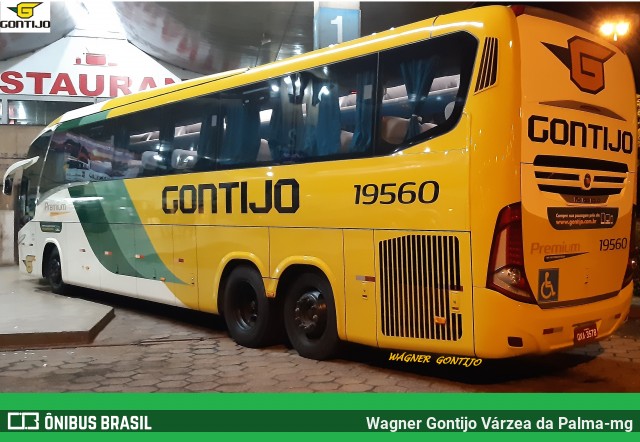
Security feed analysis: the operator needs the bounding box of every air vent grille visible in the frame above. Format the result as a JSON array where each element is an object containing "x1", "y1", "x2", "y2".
[
  {"x1": 379, "y1": 235, "x2": 462, "y2": 341},
  {"x1": 533, "y1": 155, "x2": 627, "y2": 197},
  {"x1": 475, "y1": 37, "x2": 498, "y2": 92}
]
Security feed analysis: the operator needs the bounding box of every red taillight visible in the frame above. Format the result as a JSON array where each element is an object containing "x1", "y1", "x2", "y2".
[
  {"x1": 510, "y1": 5, "x2": 526, "y2": 17},
  {"x1": 487, "y1": 203, "x2": 536, "y2": 303},
  {"x1": 622, "y1": 205, "x2": 638, "y2": 289}
]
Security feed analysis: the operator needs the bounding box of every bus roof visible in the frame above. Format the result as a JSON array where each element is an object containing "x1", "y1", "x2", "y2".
[{"x1": 47, "y1": 5, "x2": 517, "y2": 131}]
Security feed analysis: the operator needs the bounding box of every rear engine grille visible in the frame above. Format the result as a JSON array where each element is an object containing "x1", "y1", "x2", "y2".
[
  {"x1": 379, "y1": 234, "x2": 462, "y2": 341},
  {"x1": 533, "y1": 155, "x2": 627, "y2": 198}
]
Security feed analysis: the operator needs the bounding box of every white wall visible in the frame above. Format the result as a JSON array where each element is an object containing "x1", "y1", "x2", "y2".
[
  {"x1": 0, "y1": 125, "x2": 43, "y2": 265},
  {"x1": 0, "y1": 210, "x2": 14, "y2": 265}
]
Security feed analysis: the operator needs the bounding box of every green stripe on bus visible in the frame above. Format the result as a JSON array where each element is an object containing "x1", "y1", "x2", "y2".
[
  {"x1": 69, "y1": 181, "x2": 183, "y2": 284},
  {"x1": 57, "y1": 110, "x2": 110, "y2": 132}
]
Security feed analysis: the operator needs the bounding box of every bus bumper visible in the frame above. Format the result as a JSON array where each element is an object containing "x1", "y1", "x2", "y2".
[{"x1": 472, "y1": 284, "x2": 633, "y2": 359}]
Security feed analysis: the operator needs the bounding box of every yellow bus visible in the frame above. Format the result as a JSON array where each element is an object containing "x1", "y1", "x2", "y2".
[{"x1": 3, "y1": 5, "x2": 637, "y2": 360}]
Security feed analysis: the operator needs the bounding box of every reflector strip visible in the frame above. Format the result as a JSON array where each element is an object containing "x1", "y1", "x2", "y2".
[{"x1": 356, "y1": 275, "x2": 376, "y2": 282}]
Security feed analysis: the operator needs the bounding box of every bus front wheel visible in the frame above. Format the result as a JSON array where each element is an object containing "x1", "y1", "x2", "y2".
[
  {"x1": 284, "y1": 272, "x2": 340, "y2": 360},
  {"x1": 222, "y1": 266, "x2": 277, "y2": 348},
  {"x1": 46, "y1": 247, "x2": 68, "y2": 295}
]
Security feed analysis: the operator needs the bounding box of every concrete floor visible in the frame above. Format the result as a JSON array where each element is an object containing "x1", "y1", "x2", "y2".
[
  {"x1": 1, "y1": 265, "x2": 640, "y2": 392},
  {"x1": 0, "y1": 266, "x2": 113, "y2": 348}
]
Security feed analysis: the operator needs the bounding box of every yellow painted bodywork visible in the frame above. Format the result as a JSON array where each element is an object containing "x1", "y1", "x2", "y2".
[
  {"x1": 48, "y1": 5, "x2": 636, "y2": 358},
  {"x1": 473, "y1": 284, "x2": 632, "y2": 358}
]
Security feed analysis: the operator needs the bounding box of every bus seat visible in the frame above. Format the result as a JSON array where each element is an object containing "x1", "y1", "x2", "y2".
[
  {"x1": 430, "y1": 74, "x2": 460, "y2": 91},
  {"x1": 173, "y1": 132, "x2": 200, "y2": 151},
  {"x1": 130, "y1": 133, "x2": 150, "y2": 143},
  {"x1": 384, "y1": 84, "x2": 407, "y2": 100},
  {"x1": 339, "y1": 93, "x2": 358, "y2": 108},
  {"x1": 420, "y1": 122, "x2": 437, "y2": 133},
  {"x1": 123, "y1": 160, "x2": 142, "y2": 178},
  {"x1": 141, "y1": 151, "x2": 163, "y2": 170},
  {"x1": 340, "y1": 131, "x2": 353, "y2": 153},
  {"x1": 185, "y1": 123, "x2": 201, "y2": 134},
  {"x1": 256, "y1": 139, "x2": 272, "y2": 162},
  {"x1": 172, "y1": 149, "x2": 198, "y2": 170},
  {"x1": 380, "y1": 116, "x2": 409, "y2": 145},
  {"x1": 444, "y1": 101, "x2": 455, "y2": 120}
]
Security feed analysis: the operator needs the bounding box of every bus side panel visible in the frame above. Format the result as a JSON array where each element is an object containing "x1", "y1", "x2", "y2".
[
  {"x1": 17, "y1": 222, "x2": 38, "y2": 277},
  {"x1": 27, "y1": 187, "x2": 103, "y2": 290},
  {"x1": 375, "y1": 230, "x2": 474, "y2": 356},
  {"x1": 166, "y1": 225, "x2": 199, "y2": 309},
  {"x1": 458, "y1": 9, "x2": 522, "y2": 291},
  {"x1": 63, "y1": 221, "x2": 102, "y2": 290},
  {"x1": 269, "y1": 228, "x2": 345, "y2": 339},
  {"x1": 343, "y1": 229, "x2": 377, "y2": 346},
  {"x1": 197, "y1": 226, "x2": 270, "y2": 314}
]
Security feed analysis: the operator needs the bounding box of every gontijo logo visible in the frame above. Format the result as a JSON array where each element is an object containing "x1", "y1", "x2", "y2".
[
  {"x1": 9, "y1": 2, "x2": 41, "y2": 19},
  {"x1": 0, "y1": 1, "x2": 51, "y2": 33},
  {"x1": 543, "y1": 36, "x2": 615, "y2": 94}
]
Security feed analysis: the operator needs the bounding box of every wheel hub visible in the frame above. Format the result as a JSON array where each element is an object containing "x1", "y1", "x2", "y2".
[
  {"x1": 50, "y1": 258, "x2": 61, "y2": 283},
  {"x1": 233, "y1": 282, "x2": 259, "y2": 330},
  {"x1": 293, "y1": 290, "x2": 327, "y2": 337}
]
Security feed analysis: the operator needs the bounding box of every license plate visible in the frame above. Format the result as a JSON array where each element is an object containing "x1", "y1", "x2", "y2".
[{"x1": 574, "y1": 323, "x2": 598, "y2": 345}]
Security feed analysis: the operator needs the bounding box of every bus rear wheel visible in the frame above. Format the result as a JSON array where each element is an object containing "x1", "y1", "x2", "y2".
[
  {"x1": 284, "y1": 272, "x2": 340, "y2": 360},
  {"x1": 222, "y1": 266, "x2": 277, "y2": 348},
  {"x1": 46, "y1": 247, "x2": 68, "y2": 295}
]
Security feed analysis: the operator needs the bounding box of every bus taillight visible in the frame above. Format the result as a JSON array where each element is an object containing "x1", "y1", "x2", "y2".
[{"x1": 487, "y1": 203, "x2": 535, "y2": 303}]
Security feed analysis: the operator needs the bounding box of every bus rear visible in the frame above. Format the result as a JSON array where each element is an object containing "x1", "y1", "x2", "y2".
[{"x1": 477, "y1": 7, "x2": 637, "y2": 357}]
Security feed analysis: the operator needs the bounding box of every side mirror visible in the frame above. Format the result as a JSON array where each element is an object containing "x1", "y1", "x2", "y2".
[
  {"x1": 3, "y1": 156, "x2": 39, "y2": 196},
  {"x1": 3, "y1": 177, "x2": 12, "y2": 196}
]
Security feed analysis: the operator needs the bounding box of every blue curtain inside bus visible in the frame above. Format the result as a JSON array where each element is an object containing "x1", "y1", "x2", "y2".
[
  {"x1": 400, "y1": 56, "x2": 439, "y2": 141},
  {"x1": 350, "y1": 70, "x2": 375, "y2": 153}
]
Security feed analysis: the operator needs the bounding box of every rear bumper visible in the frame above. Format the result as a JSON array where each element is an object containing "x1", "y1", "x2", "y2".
[{"x1": 473, "y1": 284, "x2": 632, "y2": 359}]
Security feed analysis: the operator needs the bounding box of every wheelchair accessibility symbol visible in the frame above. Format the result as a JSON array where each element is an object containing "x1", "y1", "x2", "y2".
[{"x1": 538, "y1": 269, "x2": 559, "y2": 302}]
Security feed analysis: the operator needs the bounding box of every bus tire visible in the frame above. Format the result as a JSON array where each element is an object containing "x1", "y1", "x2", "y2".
[
  {"x1": 46, "y1": 247, "x2": 68, "y2": 295},
  {"x1": 284, "y1": 272, "x2": 340, "y2": 360},
  {"x1": 222, "y1": 266, "x2": 276, "y2": 348}
]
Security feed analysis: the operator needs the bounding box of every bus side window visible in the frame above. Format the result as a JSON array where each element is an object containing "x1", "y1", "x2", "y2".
[
  {"x1": 166, "y1": 96, "x2": 220, "y2": 172},
  {"x1": 264, "y1": 53, "x2": 377, "y2": 165},
  {"x1": 217, "y1": 86, "x2": 264, "y2": 168},
  {"x1": 19, "y1": 131, "x2": 50, "y2": 223},
  {"x1": 121, "y1": 108, "x2": 170, "y2": 177},
  {"x1": 309, "y1": 53, "x2": 377, "y2": 158},
  {"x1": 46, "y1": 125, "x2": 115, "y2": 185},
  {"x1": 266, "y1": 74, "x2": 307, "y2": 163},
  {"x1": 376, "y1": 33, "x2": 476, "y2": 154}
]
